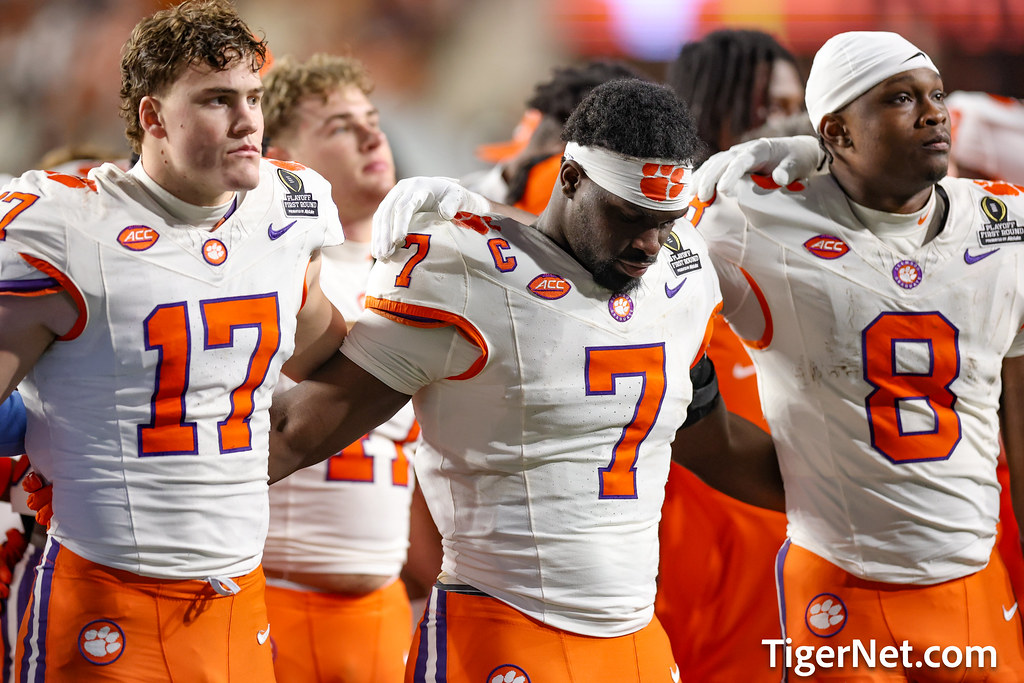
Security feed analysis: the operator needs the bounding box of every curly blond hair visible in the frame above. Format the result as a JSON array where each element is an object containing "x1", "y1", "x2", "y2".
[
  {"x1": 120, "y1": 0, "x2": 267, "y2": 153},
  {"x1": 261, "y1": 54, "x2": 374, "y2": 145}
]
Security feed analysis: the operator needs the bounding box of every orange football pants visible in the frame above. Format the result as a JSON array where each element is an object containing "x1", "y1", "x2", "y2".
[
  {"x1": 16, "y1": 539, "x2": 274, "y2": 682},
  {"x1": 406, "y1": 585, "x2": 678, "y2": 682},
  {"x1": 776, "y1": 540, "x2": 1024, "y2": 681},
  {"x1": 265, "y1": 577, "x2": 412, "y2": 682}
]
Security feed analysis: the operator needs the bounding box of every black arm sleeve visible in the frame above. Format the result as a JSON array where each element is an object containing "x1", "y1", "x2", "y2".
[{"x1": 682, "y1": 354, "x2": 721, "y2": 428}]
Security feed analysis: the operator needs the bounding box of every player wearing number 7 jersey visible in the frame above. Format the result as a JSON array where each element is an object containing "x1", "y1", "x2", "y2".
[
  {"x1": 692, "y1": 31, "x2": 1024, "y2": 679},
  {"x1": 270, "y1": 79, "x2": 783, "y2": 682},
  {"x1": 0, "y1": 2, "x2": 348, "y2": 680}
]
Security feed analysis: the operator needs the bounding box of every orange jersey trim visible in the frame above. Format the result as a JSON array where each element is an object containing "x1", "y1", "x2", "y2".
[
  {"x1": 692, "y1": 301, "x2": 723, "y2": 368},
  {"x1": 19, "y1": 254, "x2": 86, "y2": 341},
  {"x1": 365, "y1": 296, "x2": 489, "y2": 381},
  {"x1": 737, "y1": 267, "x2": 773, "y2": 350},
  {"x1": 300, "y1": 259, "x2": 311, "y2": 311}
]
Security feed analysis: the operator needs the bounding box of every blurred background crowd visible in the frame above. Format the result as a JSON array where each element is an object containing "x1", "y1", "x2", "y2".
[{"x1": 1, "y1": 0, "x2": 1023, "y2": 178}]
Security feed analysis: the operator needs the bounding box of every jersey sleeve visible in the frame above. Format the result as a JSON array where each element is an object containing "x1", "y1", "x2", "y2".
[
  {"x1": 341, "y1": 214, "x2": 489, "y2": 393},
  {"x1": 0, "y1": 243, "x2": 60, "y2": 295},
  {"x1": 341, "y1": 312, "x2": 477, "y2": 394},
  {"x1": 0, "y1": 170, "x2": 83, "y2": 283}
]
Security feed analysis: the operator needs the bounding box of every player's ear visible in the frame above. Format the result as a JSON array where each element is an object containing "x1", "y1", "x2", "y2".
[
  {"x1": 820, "y1": 114, "x2": 851, "y2": 149},
  {"x1": 559, "y1": 160, "x2": 584, "y2": 198},
  {"x1": 139, "y1": 96, "x2": 166, "y2": 140}
]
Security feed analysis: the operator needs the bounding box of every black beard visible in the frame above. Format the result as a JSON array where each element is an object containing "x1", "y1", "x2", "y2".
[{"x1": 591, "y1": 260, "x2": 642, "y2": 295}]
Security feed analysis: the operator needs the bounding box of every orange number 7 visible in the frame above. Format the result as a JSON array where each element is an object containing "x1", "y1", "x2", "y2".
[
  {"x1": 395, "y1": 233, "x2": 430, "y2": 288},
  {"x1": 586, "y1": 344, "x2": 667, "y2": 499},
  {"x1": 0, "y1": 192, "x2": 39, "y2": 240}
]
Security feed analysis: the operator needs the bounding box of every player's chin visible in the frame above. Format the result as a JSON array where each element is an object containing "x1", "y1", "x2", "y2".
[
  {"x1": 924, "y1": 157, "x2": 949, "y2": 184},
  {"x1": 593, "y1": 263, "x2": 641, "y2": 295},
  {"x1": 223, "y1": 163, "x2": 262, "y2": 191}
]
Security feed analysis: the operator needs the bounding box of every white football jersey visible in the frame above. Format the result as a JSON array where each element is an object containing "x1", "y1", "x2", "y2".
[
  {"x1": 698, "y1": 174, "x2": 1024, "y2": 584},
  {"x1": 263, "y1": 240, "x2": 420, "y2": 577},
  {"x1": 0, "y1": 159, "x2": 343, "y2": 579},
  {"x1": 342, "y1": 212, "x2": 721, "y2": 636}
]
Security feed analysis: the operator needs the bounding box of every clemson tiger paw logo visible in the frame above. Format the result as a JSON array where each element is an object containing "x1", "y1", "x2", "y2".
[
  {"x1": 79, "y1": 620, "x2": 125, "y2": 665},
  {"x1": 203, "y1": 238, "x2": 228, "y2": 265},
  {"x1": 640, "y1": 163, "x2": 689, "y2": 203},
  {"x1": 488, "y1": 664, "x2": 530, "y2": 683},
  {"x1": 805, "y1": 593, "x2": 846, "y2": 637}
]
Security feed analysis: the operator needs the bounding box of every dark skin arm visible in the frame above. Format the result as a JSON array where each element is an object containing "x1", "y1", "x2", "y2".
[
  {"x1": 269, "y1": 350, "x2": 411, "y2": 483},
  {"x1": 1000, "y1": 354, "x2": 1024, "y2": 554},
  {"x1": 671, "y1": 399, "x2": 785, "y2": 512}
]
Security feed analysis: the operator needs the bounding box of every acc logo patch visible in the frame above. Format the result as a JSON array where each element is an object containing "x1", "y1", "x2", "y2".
[
  {"x1": 277, "y1": 168, "x2": 318, "y2": 218},
  {"x1": 79, "y1": 619, "x2": 125, "y2": 665},
  {"x1": 805, "y1": 593, "x2": 847, "y2": 638},
  {"x1": 978, "y1": 195, "x2": 1024, "y2": 245},
  {"x1": 203, "y1": 238, "x2": 228, "y2": 266},
  {"x1": 487, "y1": 664, "x2": 531, "y2": 683},
  {"x1": 527, "y1": 274, "x2": 571, "y2": 300},
  {"x1": 608, "y1": 293, "x2": 634, "y2": 322},
  {"x1": 117, "y1": 225, "x2": 159, "y2": 251},
  {"x1": 803, "y1": 234, "x2": 849, "y2": 260},
  {"x1": 892, "y1": 259, "x2": 922, "y2": 289}
]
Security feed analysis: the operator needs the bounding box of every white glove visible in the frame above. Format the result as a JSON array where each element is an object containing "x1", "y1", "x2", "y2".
[
  {"x1": 691, "y1": 135, "x2": 825, "y2": 202},
  {"x1": 371, "y1": 176, "x2": 491, "y2": 260}
]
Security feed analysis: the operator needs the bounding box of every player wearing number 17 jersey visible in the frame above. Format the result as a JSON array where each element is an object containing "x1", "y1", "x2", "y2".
[
  {"x1": 0, "y1": 2, "x2": 348, "y2": 680},
  {"x1": 693, "y1": 31, "x2": 1024, "y2": 679},
  {"x1": 270, "y1": 79, "x2": 783, "y2": 682}
]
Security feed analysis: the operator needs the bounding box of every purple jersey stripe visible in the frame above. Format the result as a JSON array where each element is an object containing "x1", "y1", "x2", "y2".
[
  {"x1": 775, "y1": 539, "x2": 791, "y2": 683},
  {"x1": 20, "y1": 539, "x2": 57, "y2": 683},
  {"x1": 0, "y1": 279, "x2": 59, "y2": 294},
  {"x1": 413, "y1": 587, "x2": 449, "y2": 683}
]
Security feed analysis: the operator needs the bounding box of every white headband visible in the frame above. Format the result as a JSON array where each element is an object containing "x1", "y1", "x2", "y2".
[
  {"x1": 805, "y1": 31, "x2": 939, "y2": 134},
  {"x1": 563, "y1": 142, "x2": 692, "y2": 211}
]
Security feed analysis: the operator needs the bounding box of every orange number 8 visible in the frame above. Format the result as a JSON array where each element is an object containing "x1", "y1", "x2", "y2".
[{"x1": 862, "y1": 312, "x2": 961, "y2": 464}]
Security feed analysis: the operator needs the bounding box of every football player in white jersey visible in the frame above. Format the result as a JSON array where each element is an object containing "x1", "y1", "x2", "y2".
[
  {"x1": 270, "y1": 78, "x2": 783, "y2": 682},
  {"x1": 686, "y1": 31, "x2": 1024, "y2": 680},
  {"x1": 259, "y1": 53, "x2": 430, "y2": 682},
  {"x1": 0, "y1": 1, "x2": 348, "y2": 680}
]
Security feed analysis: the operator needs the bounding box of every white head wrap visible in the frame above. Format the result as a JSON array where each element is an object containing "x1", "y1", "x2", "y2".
[
  {"x1": 562, "y1": 142, "x2": 692, "y2": 211},
  {"x1": 805, "y1": 31, "x2": 939, "y2": 134}
]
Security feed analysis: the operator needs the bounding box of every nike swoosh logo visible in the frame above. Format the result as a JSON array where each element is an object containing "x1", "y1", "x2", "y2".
[
  {"x1": 917, "y1": 210, "x2": 929, "y2": 225},
  {"x1": 1004, "y1": 602, "x2": 1018, "y2": 621},
  {"x1": 664, "y1": 278, "x2": 687, "y2": 298},
  {"x1": 964, "y1": 247, "x2": 999, "y2": 264},
  {"x1": 670, "y1": 664, "x2": 681, "y2": 683},
  {"x1": 732, "y1": 363, "x2": 757, "y2": 380},
  {"x1": 268, "y1": 220, "x2": 297, "y2": 240},
  {"x1": 902, "y1": 51, "x2": 926, "y2": 63},
  {"x1": 257, "y1": 624, "x2": 271, "y2": 645}
]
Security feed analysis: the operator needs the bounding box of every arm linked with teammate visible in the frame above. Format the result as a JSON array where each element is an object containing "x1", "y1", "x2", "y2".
[
  {"x1": 671, "y1": 357, "x2": 784, "y2": 512},
  {"x1": 269, "y1": 350, "x2": 411, "y2": 483}
]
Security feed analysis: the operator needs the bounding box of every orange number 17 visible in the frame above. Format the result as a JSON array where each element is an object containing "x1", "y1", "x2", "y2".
[{"x1": 139, "y1": 294, "x2": 281, "y2": 456}]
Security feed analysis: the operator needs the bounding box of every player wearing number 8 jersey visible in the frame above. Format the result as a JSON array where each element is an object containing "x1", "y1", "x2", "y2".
[
  {"x1": 693, "y1": 31, "x2": 1024, "y2": 679},
  {"x1": 270, "y1": 79, "x2": 783, "y2": 682},
  {"x1": 0, "y1": 2, "x2": 348, "y2": 680}
]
